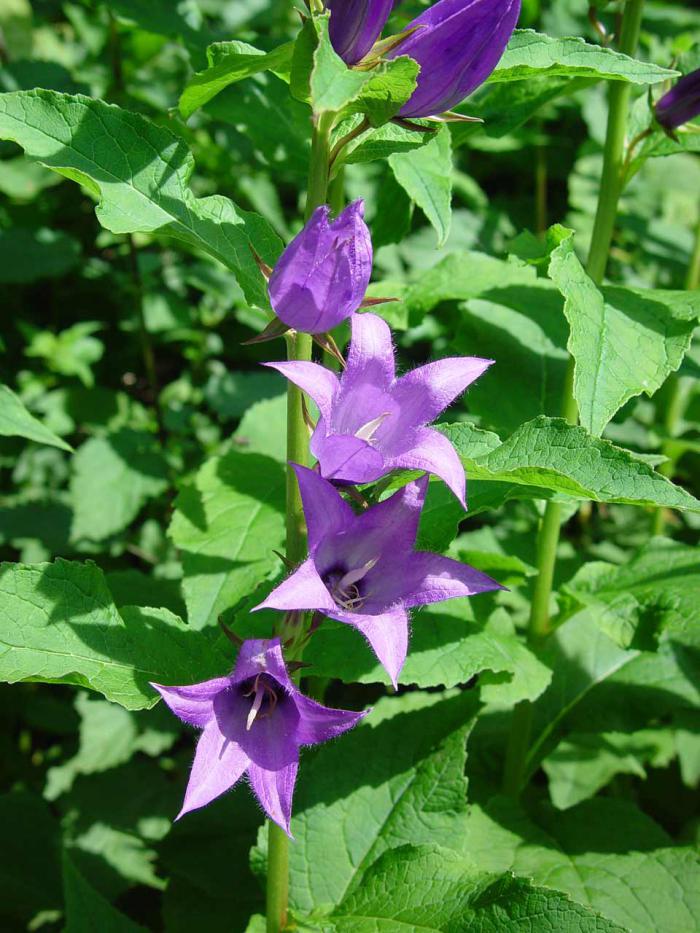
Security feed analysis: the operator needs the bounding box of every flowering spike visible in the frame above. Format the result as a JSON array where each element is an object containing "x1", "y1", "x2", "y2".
[
  {"x1": 266, "y1": 312, "x2": 493, "y2": 505},
  {"x1": 388, "y1": 0, "x2": 521, "y2": 118},
  {"x1": 255, "y1": 467, "x2": 503, "y2": 685},
  {"x1": 268, "y1": 200, "x2": 372, "y2": 334},
  {"x1": 151, "y1": 639, "x2": 366, "y2": 834}
]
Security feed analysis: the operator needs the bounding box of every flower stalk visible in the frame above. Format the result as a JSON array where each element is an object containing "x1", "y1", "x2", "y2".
[{"x1": 503, "y1": 0, "x2": 646, "y2": 797}]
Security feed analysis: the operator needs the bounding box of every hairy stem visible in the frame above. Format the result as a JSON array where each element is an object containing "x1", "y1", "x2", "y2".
[
  {"x1": 652, "y1": 214, "x2": 700, "y2": 534},
  {"x1": 266, "y1": 108, "x2": 334, "y2": 933},
  {"x1": 502, "y1": 0, "x2": 646, "y2": 797}
]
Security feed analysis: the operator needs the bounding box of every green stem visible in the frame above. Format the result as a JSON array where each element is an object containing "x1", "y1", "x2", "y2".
[
  {"x1": 652, "y1": 214, "x2": 700, "y2": 534},
  {"x1": 502, "y1": 0, "x2": 646, "y2": 797},
  {"x1": 266, "y1": 108, "x2": 335, "y2": 933}
]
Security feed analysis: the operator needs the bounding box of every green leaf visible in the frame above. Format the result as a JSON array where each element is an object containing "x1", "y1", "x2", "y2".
[
  {"x1": 491, "y1": 30, "x2": 677, "y2": 85},
  {"x1": 69, "y1": 430, "x2": 169, "y2": 542},
  {"x1": 389, "y1": 126, "x2": 452, "y2": 246},
  {"x1": 283, "y1": 691, "x2": 479, "y2": 915},
  {"x1": 342, "y1": 119, "x2": 436, "y2": 165},
  {"x1": 0, "y1": 226, "x2": 80, "y2": 282},
  {"x1": 443, "y1": 416, "x2": 700, "y2": 512},
  {"x1": 0, "y1": 90, "x2": 282, "y2": 308},
  {"x1": 304, "y1": 604, "x2": 551, "y2": 703},
  {"x1": 309, "y1": 14, "x2": 373, "y2": 114},
  {"x1": 542, "y1": 729, "x2": 675, "y2": 810},
  {"x1": 63, "y1": 852, "x2": 146, "y2": 933},
  {"x1": 178, "y1": 40, "x2": 294, "y2": 119},
  {"x1": 168, "y1": 451, "x2": 285, "y2": 629},
  {"x1": 233, "y1": 394, "x2": 287, "y2": 461},
  {"x1": 203, "y1": 368, "x2": 283, "y2": 421},
  {"x1": 0, "y1": 384, "x2": 72, "y2": 451},
  {"x1": 467, "y1": 796, "x2": 700, "y2": 933},
  {"x1": 549, "y1": 233, "x2": 699, "y2": 435},
  {"x1": 0, "y1": 560, "x2": 228, "y2": 709},
  {"x1": 303, "y1": 844, "x2": 624, "y2": 932},
  {"x1": 349, "y1": 56, "x2": 419, "y2": 126}
]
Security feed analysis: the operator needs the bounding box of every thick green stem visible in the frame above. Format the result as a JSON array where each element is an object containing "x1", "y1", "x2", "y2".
[
  {"x1": 266, "y1": 109, "x2": 334, "y2": 933},
  {"x1": 502, "y1": 0, "x2": 646, "y2": 797},
  {"x1": 652, "y1": 214, "x2": 700, "y2": 534}
]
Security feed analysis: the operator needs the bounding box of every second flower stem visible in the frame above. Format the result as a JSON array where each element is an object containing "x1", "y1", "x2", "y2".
[
  {"x1": 503, "y1": 0, "x2": 646, "y2": 797},
  {"x1": 266, "y1": 109, "x2": 335, "y2": 933}
]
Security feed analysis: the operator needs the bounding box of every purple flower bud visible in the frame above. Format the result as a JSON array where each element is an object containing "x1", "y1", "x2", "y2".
[
  {"x1": 268, "y1": 200, "x2": 373, "y2": 334},
  {"x1": 655, "y1": 68, "x2": 700, "y2": 132},
  {"x1": 389, "y1": 0, "x2": 521, "y2": 118},
  {"x1": 151, "y1": 638, "x2": 366, "y2": 833},
  {"x1": 327, "y1": 0, "x2": 396, "y2": 65}
]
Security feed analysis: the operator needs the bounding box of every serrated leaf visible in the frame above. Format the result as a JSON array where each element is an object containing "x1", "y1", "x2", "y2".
[
  {"x1": 343, "y1": 119, "x2": 436, "y2": 165},
  {"x1": 179, "y1": 40, "x2": 294, "y2": 118},
  {"x1": 0, "y1": 90, "x2": 282, "y2": 308},
  {"x1": 491, "y1": 30, "x2": 677, "y2": 85},
  {"x1": 168, "y1": 450, "x2": 285, "y2": 629},
  {"x1": 0, "y1": 384, "x2": 72, "y2": 451},
  {"x1": 549, "y1": 233, "x2": 699, "y2": 435},
  {"x1": 349, "y1": 56, "x2": 419, "y2": 126},
  {"x1": 444, "y1": 416, "x2": 700, "y2": 512},
  {"x1": 69, "y1": 430, "x2": 169, "y2": 542},
  {"x1": 0, "y1": 560, "x2": 228, "y2": 709},
  {"x1": 389, "y1": 126, "x2": 452, "y2": 246},
  {"x1": 310, "y1": 15, "x2": 373, "y2": 114}
]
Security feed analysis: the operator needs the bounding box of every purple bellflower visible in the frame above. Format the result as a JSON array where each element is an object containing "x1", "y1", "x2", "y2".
[
  {"x1": 388, "y1": 0, "x2": 521, "y2": 118},
  {"x1": 327, "y1": 0, "x2": 396, "y2": 65},
  {"x1": 151, "y1": 638, "x2": 365, "y2": 834},
  {"x1": 268, "y1": 200, "x2": 372, "y2": 334},
  {"x1": 255, "y1": 466, "x2": 502, "y2": 686},
  {"x1": 655, "y1": 68, "x2": 700, "y2": 132},
  {"x1": 265, "y1": 312, "x2": 491, "y2": 506}
]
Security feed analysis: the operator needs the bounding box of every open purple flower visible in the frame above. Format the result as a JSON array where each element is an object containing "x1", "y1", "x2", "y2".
[
  {"x1": 656, "y1": 68, "x2": 700, "y2": 132},
  {"x1": 265, "y1": 312, "x2": 491, "y2": 506},
  {"x1": 268, "y1": 200, "x2": 372, "y2": 334},
  {"x1": 388, "y1": 0, "x2": 521, "y2": 118},
  {"x1": 151, "y1": 639, "x2": 366, "y2": 834},
  {"x1": 255, "y1": 466, "x2": 502, "y2": 686},
  {"x1": 327, "y1": 0, "x2": 395, "y2": 65}
]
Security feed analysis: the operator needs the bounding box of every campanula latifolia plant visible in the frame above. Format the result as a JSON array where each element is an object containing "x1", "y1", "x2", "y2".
[{"x1": 1, "y1": 1, "x2": 699, "y2": 932}]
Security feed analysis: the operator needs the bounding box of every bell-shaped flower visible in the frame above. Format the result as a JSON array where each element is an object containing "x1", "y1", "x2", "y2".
[
  {"x1": 255, "y1": 466, "x2": 502, "y2": 686},
  {"x1": 327, "y1": 0, "x2": 396, "y2": 65},
  {"x1": 655, "y1": 68, "x2": 700, "y2": 132},
  {"x1": 151, "y1": 638, "x2": 366, "y2": 834},
  {"x1": 265, "y1": 312, "x2": 491, "y2": 506},
  {"x1": 268, "y1": 200, "x2": 372, "y2": 334},
  {"x1": 388, "y1": 0, "x2": 521, "y2": 118}
]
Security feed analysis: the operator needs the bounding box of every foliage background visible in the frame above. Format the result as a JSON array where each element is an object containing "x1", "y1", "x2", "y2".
[{"x1": 1, "y1": 0, "x2": 699, "y2": 930}]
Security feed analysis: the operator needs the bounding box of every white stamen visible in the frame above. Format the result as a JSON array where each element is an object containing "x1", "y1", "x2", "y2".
[
  {"x1": 355, "y1": 412, "x2": 391, "y2": 442},
  {"x1": 246, "y1": 682, "x2": 264, "y2": 731},
  {"x1": 339, "y1": 557, "x2": 379, "y2": 590}
]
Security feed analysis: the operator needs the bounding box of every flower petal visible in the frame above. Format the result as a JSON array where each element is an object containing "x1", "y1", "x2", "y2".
[
  {"x1": 263, "y1": 361, "x2": 340, "y2": 423},
  {"x1": 401, "y1": 551, "x2": 504, "y2": 608},
  {"x1": 253, "y1": 556, "x2": 337, "y2": 613},
  {"x1": 390, "y1": 426, "x2": 466, "y2": 507},
  {"x1": 231, "y1": 637, "x2": 294, "y2": 691},
  {"x1": 176, "y1": 718, "x2": 250, "y2": 818},
  {"x1": 248, "y1": 759, "x2": 298, "y2": 835},
  {"x1": 313, "y1": 432, "x2": 386, "y2": 484},
  {"x1": 331, "y1": 606, "x2": 409, "y2": 688},
  {"x1": 294, "y1": 695, "x2": 368, "y2": 746},
  {"x1": 392, "y1": 356, "x2": 493, "y2": 428},
  {"x1": 150, "y1": 677, "x2": 230, "y2": 727},
  {"x1": 344, "y1": 312, "x2": 396, "y2": 393},
  {"x1": 351, "y1": 474, "x2": 429, "y2": 565},
  {"x1": 291, "y1": 463, "x2": 355, "y2": 549}
]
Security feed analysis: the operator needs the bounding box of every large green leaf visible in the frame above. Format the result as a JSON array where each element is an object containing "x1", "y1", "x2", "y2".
[
  {"x1": 0, "y1": 384, "x2": 72, "y2": 451},
  {"x1": 491, "y1": 30, "x2": 677, "y2": 85},
  {"x1": 466, "y1": 796, "x2": 700, "y2": 933},
  {"x1": 549, "y1": 233, "x2": 699, "y2": 435},
  {"x1": 168, "y1": 450, "x2": 285, "y2": 630},
  {"x1": 0, "y1": 560, "x2": 228, "y2": 709},
  {"x1": 302, "y1": 844, "x2": 625, "y2": 932},
  {"x1": 69, "y1": 430, "x2": 169, "y2": 542},
  {"x1": 63, "y1": 852, "x2": 146, "y2": 933},
  {"x1": 389, "y1": 126, "x2": 452, "y2": 246},
  {"x1": 443, "y1": 417, "x2": 700, "y2": 512},
  {"x1": 0, "y1": 90, "x2": 281, "y2": 307}
]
